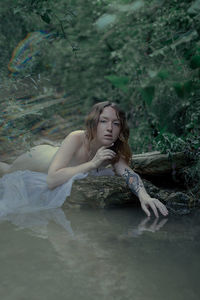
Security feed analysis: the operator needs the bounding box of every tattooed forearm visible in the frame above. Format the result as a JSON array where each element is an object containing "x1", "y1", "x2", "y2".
[{"x1": 122, "y1": 168, "x2": 145, "y2": 197}]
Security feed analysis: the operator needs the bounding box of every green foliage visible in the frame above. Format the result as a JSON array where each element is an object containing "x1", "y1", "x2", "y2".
[
  {"x1": 173, "y1": 81, "x2": 193, "y2": 98},
  {"x1": 0, "y1": 0, "x2": 200, "y2": 191},
  {"x1": 157, "y1": 70, "x2": 170, "y2": 80},
  {"x1": 140, "y1": 86, "x2": 155, "y2": 105},
  {"x1": 128, "y1": 125, "x2": 153, "y2": 154},
  {"x1": 190, "y1": 55, "x2": 200, "y2": 69},
  {"x1": 104, "y1": 75, "x2": 129, "y2": 92},
  {"x1": 153, "y1": 132, "x2": 187, "y2": 154}
]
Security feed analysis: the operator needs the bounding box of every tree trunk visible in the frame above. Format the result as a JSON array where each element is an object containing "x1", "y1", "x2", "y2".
[{"x1": 130, "y1": 151, "x2": 191, "y2": 175}]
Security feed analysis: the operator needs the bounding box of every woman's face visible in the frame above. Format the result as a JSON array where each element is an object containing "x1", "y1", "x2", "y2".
[{"x1": 95, "y1": 106, "x2": 121, "y2": 146}]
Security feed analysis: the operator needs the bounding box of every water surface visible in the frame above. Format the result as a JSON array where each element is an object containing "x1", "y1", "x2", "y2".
[{"x1": 0, "y1": 207, "x2": 199, "y2": 300}]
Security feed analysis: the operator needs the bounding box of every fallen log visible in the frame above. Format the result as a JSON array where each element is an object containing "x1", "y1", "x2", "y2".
[
  {"x1": 63, "y1": 174, "x2": 198, "y2": 215},
  {"x1": 130, "y1": 151, "x2": 192, "y2": 175}
]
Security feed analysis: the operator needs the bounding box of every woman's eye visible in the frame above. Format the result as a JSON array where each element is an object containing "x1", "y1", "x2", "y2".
[{"x1": 100, "y1": 120, "x2": 120, "y2": 126}]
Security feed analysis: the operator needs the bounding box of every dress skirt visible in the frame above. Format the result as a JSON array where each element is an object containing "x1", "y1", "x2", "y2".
[{"x1": 0, "y1": 167, "x2": 115, "y2": 218}]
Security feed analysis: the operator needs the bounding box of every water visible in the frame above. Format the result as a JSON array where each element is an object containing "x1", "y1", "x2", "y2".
[{"x1": 0, "y1": 207, "x2": 199, "y2": 300}]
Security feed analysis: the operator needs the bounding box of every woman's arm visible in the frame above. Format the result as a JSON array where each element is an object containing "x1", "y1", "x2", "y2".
[
  {"x1": 47, "y1": 132, "x2": 116, "y2": 190},
  {"x1": 47, "y1": 132, "x2": 96, "y2": 189},
  {"x1": 113, "y1": 157, "x2": 168, "y2": 218}
]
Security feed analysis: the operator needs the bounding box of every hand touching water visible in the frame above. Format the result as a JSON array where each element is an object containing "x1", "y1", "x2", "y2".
[{"x1": 139, "y1": 192, "x2": 169, "y2": 218}]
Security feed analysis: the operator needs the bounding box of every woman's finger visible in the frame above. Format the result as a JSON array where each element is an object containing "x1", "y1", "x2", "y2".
[
  {"x1": 104, "y1": 155, "x2": 115, "y2": 161},
  {"x1": 103, "y1": 152, "x2": 116, "y2": 159},
  {"x1": 154, "y1": 199, "x2": 168, "y2": 216},
  {"x1": 103, "y1": 150, "x2": 116, "y2": 156},
  {"x1": 141, "y1": 202, "x2": 151, "y2": 217},
  {"x1": 98, "y1": 150, "x2": 115, "y2": 157},
  {"x1": 149, "y1": 201, "x2": 159, "y2": 218},
  {"x1": 159, "y1": 205, "x2": 168, "y2": 216},
  {"x1": 103, "y1": 152, "x2": 115, "y2": 157},
  {"x1": 101, "y1": 143, "x2": 114, "y2": 150}
]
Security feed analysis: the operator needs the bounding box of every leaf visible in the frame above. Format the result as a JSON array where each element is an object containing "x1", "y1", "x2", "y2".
[
  {"x1": 105, "y1": 75, "x2": 129, "y2": 92},
  {"x1": 147, "y1": 70, "x2": 157, "y2": 78},
  {"x1": 41, "y1": 12, "x2": 51, "y2": 24},
  {"x1": 190, "y1": 55, "x2": 200, "y2": 69},
  {"x1": 173, "y1": 81, "x2": 193, "y2": 98},
  {"x1": 13, "y1": 8, "x2": 21, "y2": 14},
  {"x1": 157, "y1": 70, "x2": 169, "y2": 80},
  {"x1": 140, "y1": 86, "x2": 155, "y2": 105},
  {"x1": 173, "y1": 83, "x2": 184, "y2": 98},
  {"x1": 184, "y1": 81, "x2": 193, "y2": 94}
]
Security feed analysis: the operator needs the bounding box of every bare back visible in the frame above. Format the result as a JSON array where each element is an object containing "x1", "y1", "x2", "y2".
[{"x1": 5, "y1": 130, "x2": 112, "y2": 175}]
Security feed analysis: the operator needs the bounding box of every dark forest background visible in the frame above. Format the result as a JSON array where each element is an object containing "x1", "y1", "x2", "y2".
[{"x1": 0, "y1": 0, "x2": 200, "y2": 188}]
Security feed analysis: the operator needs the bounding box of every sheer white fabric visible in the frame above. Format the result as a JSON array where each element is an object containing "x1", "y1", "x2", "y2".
[
  {"x1": 0, "y1": 170, "x2": 88, "y2": 217},
  {"x1": 0, "y1": 167, "x2": 115, "y2": 218}
]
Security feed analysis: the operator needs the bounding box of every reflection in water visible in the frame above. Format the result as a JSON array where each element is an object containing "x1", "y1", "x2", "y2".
[
  {"x1": 0, "y1": 208, "x2": 199, "y2": 300},
  {"x1": 0, "y1": 208, "x2": 74, "y2": 238},
  {"x1": 124, "y1": 217, "x2": 168, "y2": 238},
  {"x1": 0, "y1": 207, "x2": 168, "y2": 241}
]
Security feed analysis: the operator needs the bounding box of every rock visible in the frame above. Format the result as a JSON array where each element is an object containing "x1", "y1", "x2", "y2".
[
  {"x1": 165, "y1": 192, "x2": 193, "y2": 215},
  {"x1": 63, "y1": 175, "x2": 137, "y2": 209},
  {"x1": 63, "y1": 174, "x2": 194, "y2": 215}
]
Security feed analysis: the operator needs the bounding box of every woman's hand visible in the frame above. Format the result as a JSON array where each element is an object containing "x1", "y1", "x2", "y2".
[
  {"x1": 139, "y1": 192, "x2": 169, "y2": 218},
  {"x1": 91, "y1": 144, "x2": 116, "y2": 168}
]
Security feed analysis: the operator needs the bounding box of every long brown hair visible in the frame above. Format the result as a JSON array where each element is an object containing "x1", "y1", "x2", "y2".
[{"x1": 84, "y1": 101, "x2": 132, "y2": 165}]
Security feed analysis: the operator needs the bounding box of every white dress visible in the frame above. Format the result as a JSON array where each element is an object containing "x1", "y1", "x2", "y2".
[{"x1": 0, "y1": 167, "x2": 115, "y2": 218}]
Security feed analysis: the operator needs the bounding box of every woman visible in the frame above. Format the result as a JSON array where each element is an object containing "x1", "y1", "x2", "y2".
[{"x1": 0, "y1": 101, "x2": 168, "y2": 218}]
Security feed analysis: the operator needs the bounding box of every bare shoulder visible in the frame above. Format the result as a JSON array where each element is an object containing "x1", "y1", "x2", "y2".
[
  {"x1": 70, "y1": 130, "x2": 85, "y2": 136},
  {"x1": 48, "y1": 130, "x2": 85, "y2": 174},
  {"x1": 61, "y1": 130, "x2": 85, "y2": 145},
  {"x1": 63, "y1": 130, "x2": 85, "y2": 139}
]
